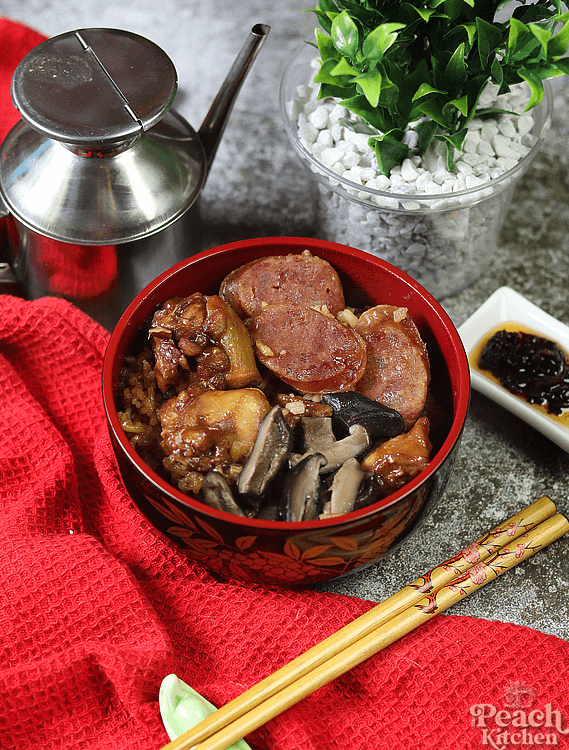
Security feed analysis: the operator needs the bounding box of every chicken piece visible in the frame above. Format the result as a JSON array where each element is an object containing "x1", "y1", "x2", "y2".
[
  {"x1": 158, "y1": 388, "x2": 271, "y2": 489},
  {"x1": 361, "y1": 417, "x2": 432, "y2": 492},
  {"x1": 150, "y1": 293, "x2": 261, "y2": 393}
]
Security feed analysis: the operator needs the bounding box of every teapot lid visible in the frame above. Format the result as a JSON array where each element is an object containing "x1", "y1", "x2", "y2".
[
  {"x1": 11, "y1": 28, "x2": 177, "y2": 147},
  {"x1": 0, "y1": 28, "x2": 207, "y2": 244}
]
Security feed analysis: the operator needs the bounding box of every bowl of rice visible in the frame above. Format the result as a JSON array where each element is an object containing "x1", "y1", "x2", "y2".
[{"x1": 102, "y1": 236, "x2": 470, "y2": 586}]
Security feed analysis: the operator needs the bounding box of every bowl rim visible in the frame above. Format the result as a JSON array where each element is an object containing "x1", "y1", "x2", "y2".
[{"x1": 103, "y1": 236, "x2": 471, "y2": 530}]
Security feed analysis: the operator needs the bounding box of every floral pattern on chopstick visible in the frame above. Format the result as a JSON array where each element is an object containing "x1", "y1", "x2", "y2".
[
  {"x1": 414, "y1": 534, "x2": 543, "y2": 614},
  {"x1": 409, "y1": 504, "x2": 550, "y2": 594}
]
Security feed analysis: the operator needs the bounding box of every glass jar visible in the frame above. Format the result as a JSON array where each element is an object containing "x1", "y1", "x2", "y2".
[{"x1": 280, "y1": 43, "x2": 553, "y2": 299}]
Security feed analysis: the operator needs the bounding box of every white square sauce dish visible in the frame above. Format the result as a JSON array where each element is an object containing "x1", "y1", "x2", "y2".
[{"x1": 458, "y1": 286, "x2": 569, "y2": 453}]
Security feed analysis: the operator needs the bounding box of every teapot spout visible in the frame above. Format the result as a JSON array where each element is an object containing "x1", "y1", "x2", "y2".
[{"x1": 198, "y1": 23, "x2": 270, "y2": 169}]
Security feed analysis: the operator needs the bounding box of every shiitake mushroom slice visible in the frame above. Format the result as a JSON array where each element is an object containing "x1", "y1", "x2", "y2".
[
  {"x1": 201, "y1": 471, "x2": 247, "y2": 516},
  {"x1": 282, "y1": 453, "x2": 327, "y2": 522},
  {"x1": 321, "y1": 391, "x2": 405, "y2": 440},
  {"x1": 237, "y1": 405, "x2": 294, "y2": 498}
]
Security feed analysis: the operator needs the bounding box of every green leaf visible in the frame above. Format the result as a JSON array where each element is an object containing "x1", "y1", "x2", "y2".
[
  {"x1": 340, "y1": 95, "x2": 393, "y2": 131},
  {"x1": 529, "y1": 22, "x2": 551, "y2": 55},
  {"x1": 400, "y1": 3, "x2": 438, "y2": 23},
  {"x1": 458, "y1": 22, "x2": 477, "y2": 48},
  {"x1": 368, "y1": 131, "x2": 410, "y2": 176},
  {"x1": 518, "y1": 67, "x2": 544, "y2": 108},
  {"x1": 548, "y1": 20, "x2": 569, "y2": 57},
  {"x1": 353, "y1": 69, "x2": 384, "y2": 107},
  {"x1": 315, "y1": 27, "x2": 336, "y2": 62},
  {"x1": 314, "y1": 58, "x2": 344, "y2": 86},
  {"x1": 476, "y1": 17, "x2": 504, "y2": 69},
  {"x1": 317, "y1": 0, "x2": 338, "y2": 12},
  {"x1": 412, "y1": 82, "x2": 448, "y2": 101},
  {"x1": 553, "y1": 56, "x2": 569, "y2": 75},
  {"x1": 319, "y1": 82, "x2": 355, "y2": 99},
  {"x1": 447, "y1": 94, "x2": 469, "y2": 117},
  {"x1": 444, "y1": 43, "x2": 467, "y2": 86},
  {"x1": 490, "y1": 57, "x2": 504, "y2": 87},
  {"x1": 307, "y1": 9, "x2": 333, "y2": 35},
  {"x1": 362, "y1": 22, "x2": 405, "y2": 61},
  {"x1": 414, "y1": 95, "x2": 453, "y2": 129},
  {"x1": 435, "y1": 128, "x2": 468, "y2": 170},
  {"x1": 331, "y1": 10, "x2": 360, "y2": 59},
  {"x1": 332, "y1": 57, "x2": 358, "y2": 76},
  {"x1": 413, "y1": 118, "x2": 439, "y2": 156},
  {"x1": 507, "y1": 18, "x2": 541, "y2": 63}
]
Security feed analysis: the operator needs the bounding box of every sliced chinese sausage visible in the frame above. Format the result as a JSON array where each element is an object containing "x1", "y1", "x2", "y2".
[
  {"x1": 219, "y1": 251, "x2": 345, "y2": 319},
  {"x1": 251, "y1": 304, "x2": 367, "y2": 394},
  {"x1": 355, "y1": 305, "x2": 430, "y2": 429}
]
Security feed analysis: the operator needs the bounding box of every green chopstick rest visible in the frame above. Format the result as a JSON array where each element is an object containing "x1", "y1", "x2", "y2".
[{"x1": 159, "y1": 673, "x2": 252, "y2": 749}]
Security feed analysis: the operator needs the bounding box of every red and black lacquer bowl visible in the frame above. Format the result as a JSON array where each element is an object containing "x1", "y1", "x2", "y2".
[{"x1": 102, "y1": 237, "x2": 470, "y2": 586}]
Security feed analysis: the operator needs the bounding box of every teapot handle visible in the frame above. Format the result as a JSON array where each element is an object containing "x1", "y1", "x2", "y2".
[{"x1": 0, "y1": 196, "x2": 24, "y2": 296}]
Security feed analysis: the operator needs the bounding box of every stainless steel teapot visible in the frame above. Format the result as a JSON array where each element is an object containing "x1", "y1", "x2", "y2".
[{"x1": 0, "y1": 25, "x2": 269, "y2": 329}]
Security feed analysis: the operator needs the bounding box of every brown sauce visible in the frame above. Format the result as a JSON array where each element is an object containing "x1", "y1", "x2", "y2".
[{"x1": 469, "y1": 322, "x2": 569, "y2": 426}]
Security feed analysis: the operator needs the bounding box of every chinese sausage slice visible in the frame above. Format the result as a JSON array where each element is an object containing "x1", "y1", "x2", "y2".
[
  {"x1": 219, "y1": 250, "x2": 345, "y2": 319},
  {"x1": 251, "y1": 304, "x2": 367, "y2": 393},
  {"x1": 354, "y1": 305, "x2": 430, "y2": 429}
]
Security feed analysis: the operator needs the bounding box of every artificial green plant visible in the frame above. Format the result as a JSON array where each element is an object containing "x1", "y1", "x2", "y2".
[{"x1": 308, "y1": 0, "x2": 569, "y2": 174}]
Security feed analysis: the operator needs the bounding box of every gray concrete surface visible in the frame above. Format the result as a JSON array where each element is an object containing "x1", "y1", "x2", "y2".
[{"x1": 2, "y1": 0, "x2": 568, "y2": 639}]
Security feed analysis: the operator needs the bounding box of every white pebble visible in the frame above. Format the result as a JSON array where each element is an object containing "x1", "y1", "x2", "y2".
[
  {"x1": 477, "y1": 138, "x2": 495, "y2": 157},
  {"x1": 298, "y1": 122, "x2": 318, "y2": 144},
  {"x1": 330, "y1": 123, "x2": 344, "y2": 142},
  {"x1": 496, "y1": 156, "x2": 519, "y2": 171},
  {"x1": 402, "y1": 129, "x2": 419, "y2": 149},
  {"x1": 415, "y1": 172, "x2": 433, "y2": 191},
  {"x1": 309, "y1": 107, "x2": 330, "y2": 130},
  {"x1": 316, "y1": 129, "x2": 334, "y2": 148},
  {"x1": 359, "y1": 167, "x2": 377, "y2": 182},
  {"x1": 303, "y1": 100, "x2": 317, "y2": 116},
  {"x1": 481, "y1": 121, "x2": 499, "y2": 140},
  {"x1": 342, "y1": 150, "x2": 361, "y2": 168},
  {"x1": 329, "y1": 104, "x2": 347, "y2": 123},
  {"x1": 389, "y1": 173, "x2": 406, "y2": 187},
  {"x1": 517, "y1": 114, "x2": 534, "y2": 136},
  {"x1": 455, "y1": 161, "x2": 474, "y2": 175},
  {"x1": 423, "y1": 181, "x2": 443, "y2": 195},
  {"x1": 432, "y1": 169, "x2": 452, "y2": 185},
  {"x1": 372, "y1": 195, "x2": 399, "y2": 209},
  {"x1": 351, "y1": 132, "x2": 371, "y2": 152},
  {"x1": 370, "y1": 174, "x2": 391, "y2": 190},
  {"x1": 465, "y1": 174, "x2": 484, "y2": 189},
  {"x1": 331, "y1": 161, "x2": 346, "y2": 176},
  {"x1": 493, "y1": 134, "x2": 519, "y2": 159},
  {"x1": 343, "y1": 167, "x2": 363, "y2": 184},
  {"x1": 460, "y1": 152, "x2": 485, "y2": 167},
  {"x1": 401, "y1": 158, "x2": 420, "y2": 182},
  {"x1": 463, "y1": 130, "x2": 480, "y2": 153},
  {"x1": 497, "y1": 117, "x2": 517, "y2": 139},
  {"x1": 320, "y1": 147, "x2": 343, "y2": 167}
]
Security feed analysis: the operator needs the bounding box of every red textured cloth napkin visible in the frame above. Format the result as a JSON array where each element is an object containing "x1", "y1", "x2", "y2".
[{"x1": 1, "y1": 18, "x2": 569, "y2": 750}]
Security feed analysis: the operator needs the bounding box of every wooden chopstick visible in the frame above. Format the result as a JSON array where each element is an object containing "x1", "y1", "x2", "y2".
[{"x1": 161, "y1": 497, "x2": 565, "y2": 750}]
